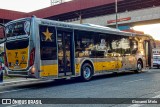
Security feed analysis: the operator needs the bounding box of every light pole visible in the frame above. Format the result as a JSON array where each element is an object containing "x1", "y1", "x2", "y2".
[
  {"x1": 115, "y1": 0, "x2": 118, "y2": 29},
  {"x1": 75, "y1": 12, "x2": 82, "y2": 24},
  {"x1": 79, "y1": 13, "x2": 82, "y2": 24}
]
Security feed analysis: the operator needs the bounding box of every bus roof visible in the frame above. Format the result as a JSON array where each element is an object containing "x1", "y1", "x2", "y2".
[
  {"x1": 5, "y1": 17, "x2": 153, "y2": 38},
  {"x1": 5, "y1": 17, "x2": 31, "y2": 26},
  {"x1": 37, "y1": 18, "x2": 133, "y2": 37}
]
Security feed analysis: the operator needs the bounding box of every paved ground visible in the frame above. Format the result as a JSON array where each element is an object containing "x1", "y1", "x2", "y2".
[{"x1": 0, "y1": 68, "x2": 160, "y2": 107}]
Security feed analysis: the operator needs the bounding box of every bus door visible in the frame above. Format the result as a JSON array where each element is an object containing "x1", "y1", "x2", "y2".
[
  {"x1": 57, "y1": 28, "x2": 75, "y2": 77},
  {"x1": 40, "y1": 25, "x2": 58, "y2": 77},
  {"x1": 144, "y1": 40, "x2": 151, "y2": 67}
]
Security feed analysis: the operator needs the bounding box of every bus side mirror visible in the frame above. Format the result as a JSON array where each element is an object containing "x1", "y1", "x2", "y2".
[{"x1": 0, "y1": 24, "x2": 6, "y2": 44}]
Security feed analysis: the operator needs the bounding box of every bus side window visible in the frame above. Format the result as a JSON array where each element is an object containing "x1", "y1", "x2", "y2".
[
  {"x1": 130, "y1": 40, "x2": 138, "y2": 54},
  {"x1": 74, "y1": 30, "x2": 95, "y2": 58},
  {"x1": 39, "y1": 25, "x2": 57, "y2": 60}
]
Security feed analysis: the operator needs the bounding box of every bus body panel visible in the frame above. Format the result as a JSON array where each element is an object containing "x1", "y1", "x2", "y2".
[
  {"x1": 40, "y1": 60, "x2": 58, "y2": 77},
  {"x1": 40, "y1": 64, "x2": 58, "y2": 77},
  {"x1": 6, "y1": 47, "x2": 29, "y2": 70}
]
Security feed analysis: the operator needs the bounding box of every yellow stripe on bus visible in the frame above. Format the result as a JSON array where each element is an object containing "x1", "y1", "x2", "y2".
[
  {"x1": 94, "y1": 61, "x2": 122, "y2": 71},
  {"x1": 40, "y1": 64, "x2": 58, "y2": 77},
  {"x1": 75, "y1": 61, "x2": 123, "y2": 74},
  {"x1": 75, "y1": 64, "x2": 80, "y2": 74},
  {"x1": 40, "y1": 61, "x2": 122, "y2": 77}
]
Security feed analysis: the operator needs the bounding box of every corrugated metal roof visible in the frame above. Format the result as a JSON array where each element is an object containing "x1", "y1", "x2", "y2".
[
  {"x1": 0, "y1": 9, "x2": 26, "y2": 20},
  {"x1": 28, "y1": 0, "x2": 120, "y2": 18},
  {"x1": 0, "y1": 0, "x2": 159, "y2": 21},
  {"x1": 0, "y1": 0, "x2": 121, "y2": 20}
]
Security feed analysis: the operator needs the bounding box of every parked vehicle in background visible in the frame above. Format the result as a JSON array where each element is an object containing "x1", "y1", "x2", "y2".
[{"x1": 152, "y1": 48, "x2": 160, "y2": 68}]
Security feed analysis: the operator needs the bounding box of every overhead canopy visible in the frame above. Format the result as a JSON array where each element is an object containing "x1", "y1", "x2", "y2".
[
  {"x1": 0, "y1": 0, "x2": 122, "y2": 20},
  {"x1": 0, "y1": 0, "x2": 160, "y2": 22}
]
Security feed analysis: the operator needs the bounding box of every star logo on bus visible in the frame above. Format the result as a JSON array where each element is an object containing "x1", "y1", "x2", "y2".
[{"x1": 42, "y1": 28, "x2": 53, "y2": 41}]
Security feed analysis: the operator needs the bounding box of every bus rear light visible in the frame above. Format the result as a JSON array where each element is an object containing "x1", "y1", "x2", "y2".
[
  {"x1": 31, "y1": 66, "x2": 36, "y2": 74},
  {"x1": 29, "y1": 48, "x2": 35, "y2": 67},
  {"x1": 4, "y1": 52, "x2": 8, "y2": 67}
]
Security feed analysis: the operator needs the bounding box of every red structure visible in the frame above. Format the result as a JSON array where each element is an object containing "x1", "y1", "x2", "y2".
[
  {"x1": 29, "y1": 0, "x2": 119, "y2": 18},
  {"x1": 123, "y1": 29, "x2": 144, "y2": 34},
  {"x1": 1, "y1": 0, "x2": 160, "y2": 24},
  {"x1": 0, "y1": 0, "x2": 120, "y2": 23},
  {"x1": 0, "y1": 9, "x2": 25, "y2": 23}
]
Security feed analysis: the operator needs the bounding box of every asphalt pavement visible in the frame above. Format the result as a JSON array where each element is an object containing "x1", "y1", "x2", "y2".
[{"x1": 0, "y1": 68, "x2": 160, "y2": 107}]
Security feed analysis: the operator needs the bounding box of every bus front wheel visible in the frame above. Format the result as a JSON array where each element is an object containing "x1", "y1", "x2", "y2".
[{"x1": 80, "y1": 63, "x2": 93, "y2": 81}]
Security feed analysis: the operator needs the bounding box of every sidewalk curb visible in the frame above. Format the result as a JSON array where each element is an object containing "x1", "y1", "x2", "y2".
[{"x1": 0, "y1": 78, "x2": 53, "y2": 87}]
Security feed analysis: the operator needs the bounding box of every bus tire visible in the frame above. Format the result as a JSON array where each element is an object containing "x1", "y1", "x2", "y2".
[
  {"x1": 134, "y1": 61, "x2": 143, "y2": 73},
  {"x1": 80, "y1": 63, "x2": 93, "y2": 81}
]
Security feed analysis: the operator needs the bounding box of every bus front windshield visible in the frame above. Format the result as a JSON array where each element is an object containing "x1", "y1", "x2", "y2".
[{"x1": 5, "y1": 20, "x2": 30, "y2": 38}]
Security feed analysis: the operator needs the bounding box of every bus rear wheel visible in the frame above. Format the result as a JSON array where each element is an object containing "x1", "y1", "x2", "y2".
[
  {"x1": 80, "y1": 63, "x2": 93, "y2": 81},
  {"x1": 134, "y1": 61, "x2": 143, "y2": 73}
]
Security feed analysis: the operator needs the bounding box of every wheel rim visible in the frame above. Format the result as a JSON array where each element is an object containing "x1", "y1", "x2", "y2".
[
  {"x1": 137, "y1": 63, "x2": 142, "y2": 71},
  {"x1": 84, "y1": 67, "x2": 91, "y2": 79}
]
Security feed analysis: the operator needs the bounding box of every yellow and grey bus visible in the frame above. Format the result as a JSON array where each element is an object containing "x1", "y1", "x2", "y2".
[{"x1": 0, "y1": 16, "x2": 155, "y2": 81}]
